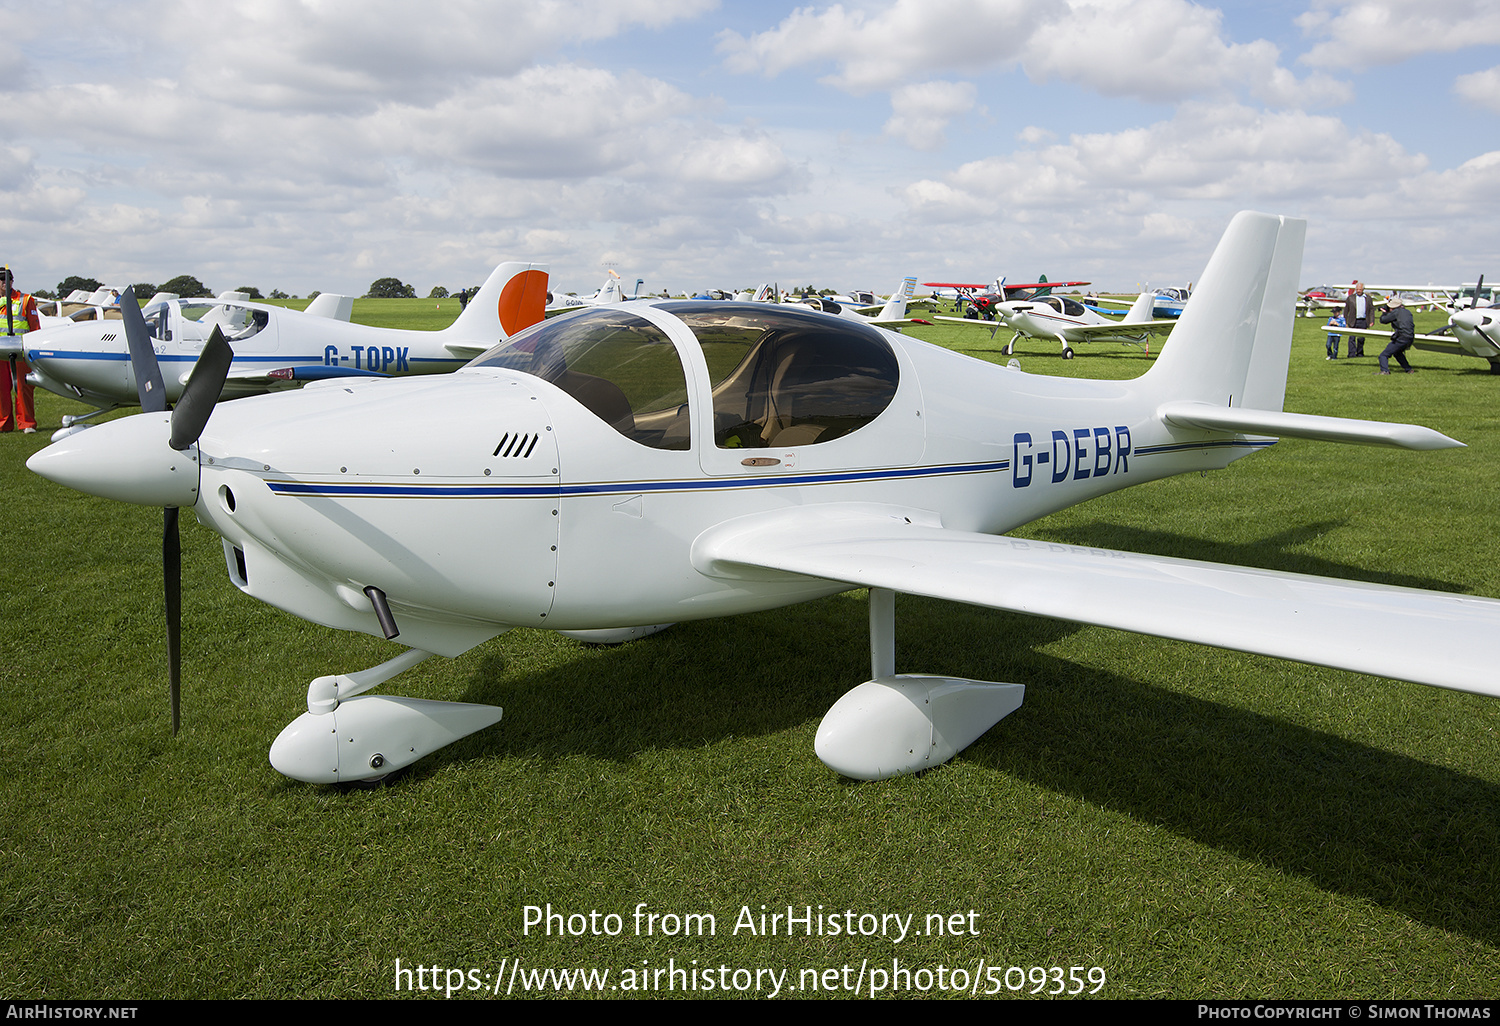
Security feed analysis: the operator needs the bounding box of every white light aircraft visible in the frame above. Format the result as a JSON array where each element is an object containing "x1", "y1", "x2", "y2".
[
  {"x1": 924, "y1": 276, "x2": 1090, "y2": 322},
  {"x1": 1342, "y1": 281, "x2": 1500, "y2": 372},
  {"x1": 798, "y1": 276, "x2": 921, "y2": 327},
  {"x1": 544, "y1": 269, "x2": 645, "y2": 316},
  {"x1": 25, "y1": 263, "x2": 548, "y2": 437},
  {"x1": 29, "y1": 212, "x2": 1500, "y2": 788},
  {"x1": 935, "y1": 290, "x2": 1175, "y2": 359},
  {"x1": 1093, "y1": 286, "x2": 1191, "y2": 319}
]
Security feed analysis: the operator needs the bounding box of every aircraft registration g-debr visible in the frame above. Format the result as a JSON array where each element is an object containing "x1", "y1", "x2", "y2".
[{"x1": 27, "y1": 212, "x2": 1500, "y2": 786}]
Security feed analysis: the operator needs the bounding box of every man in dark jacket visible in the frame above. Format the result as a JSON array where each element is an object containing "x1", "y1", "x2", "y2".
[
  {"x1": 1344, "y1": 281, "x2": 1373, "y2": 357},
  {"x1": 1377, "y1": 297, "x2": 1416, "y2": 375}
]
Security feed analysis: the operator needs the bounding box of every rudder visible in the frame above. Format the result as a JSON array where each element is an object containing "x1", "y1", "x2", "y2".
[
  {"x1": 444, "y1": 262, "x2": 550, "y2": 345},
  {"x1": 1144, "y1": 212, "x2": 1305, "y2": 411}
]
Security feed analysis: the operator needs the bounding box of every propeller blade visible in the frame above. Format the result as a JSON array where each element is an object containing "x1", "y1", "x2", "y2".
[
  {"x1": 164, "y1": 506, "x2": 181, "y2": 734},
  {"x1": 170, "y1": 326, "x2": 234, "y2": 451},
  {"x1": 119, "y1": 286, "x2": 168, "y2": 414},
  {"x1": 1474, "y1": 275, "x2": 1485, "y2": 311}
]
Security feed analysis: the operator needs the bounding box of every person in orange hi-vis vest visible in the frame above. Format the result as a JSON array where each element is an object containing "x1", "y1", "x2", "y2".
[{"x1": 0, "y1": 267, "x2": 40, "y2": 433}]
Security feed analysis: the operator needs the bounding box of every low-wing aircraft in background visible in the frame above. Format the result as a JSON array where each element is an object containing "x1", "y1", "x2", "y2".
[
  {"x1": 1086, "y1": 285, "x2": 1192, "y2": 320},
  {"x1": 544, "y1": 269, "x2": 646, "y2": 316},
  {"x1": 30, "y1": 212, "x2": 1500, "y2": 788},
  {"x1": 797, "y1": 276, "x2": 922, "y2": 327},
  {"x1": 25, "y1": 263, "x2": 548, "y2": 438},
  {"x1": 935, "y1": 290, "x2": 1176, "y2": 358},
  {"x1": 924, "y1": 275, "x2": 1090, "y2": 321}
]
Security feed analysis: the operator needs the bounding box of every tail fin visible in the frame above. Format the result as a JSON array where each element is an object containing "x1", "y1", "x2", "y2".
[
  {"x1": 1121, "y1": 292, "x2": 1156, "y2": 324},
  {"x1": 303, "y1": 293, "x2": 354, "y2": 321},
  {"x1": 596, "y1": 270, "x2": 624, "y2": 304},
  {"x1": 1144, "y1": 212, "x2": 1305, "y2": 411},
  {"x1": 1032, "y1": 274, "x2": 1052, "y2": 298},
  {"x1": 443, "y1": 262, "x2": 550, "y2": 344},
  {"x1": 874, "y1": 276, "x2": 918, "y2": 321}
]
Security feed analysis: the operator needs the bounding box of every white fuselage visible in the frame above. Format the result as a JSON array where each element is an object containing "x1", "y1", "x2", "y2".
[
  {"x1": 25, "y1": 298, "x2": 469, "y2": 409},
  {"x1": 184, "y1": 301, "x2": 1260, "y2": 658},
  {"x1": 1001, "y1": 295, "x2": 1156, "y2": 344}
]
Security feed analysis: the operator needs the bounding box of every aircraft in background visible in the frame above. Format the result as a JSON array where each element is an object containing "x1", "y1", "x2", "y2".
[
  {"x1": 1347, "y1": 279, "x2": 1500, "y2": 373},
  {"x1": 29, "y1": 211, "x2": 1500, "y2": 788},
  {"x1": 544, "y1": 270, "x2": 646, "y2": 316},
  {"x1": 797, "y1": 276, "x2": 921, "y2": 327},
  {"x1": 924, "y1": 275, "x2": 1091, "y2": 321},
  {"x1": 1298, "y1": 284, "x2": 1350, "y2": 316},
  {"x1": 25, "y1": 263, "x2": 548, "y2": 437},
  {"x1": 1086, "y1": 285, "x2": 1192, "y2": 320},
  {"x1": 936, "y1": 290, "x2": 1175, "y2": 358}
]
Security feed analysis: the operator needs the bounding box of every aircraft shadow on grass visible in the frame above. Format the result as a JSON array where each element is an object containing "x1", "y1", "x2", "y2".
[{"x1": 404, "y1": 541, "x2": 1500, "y2": 949}]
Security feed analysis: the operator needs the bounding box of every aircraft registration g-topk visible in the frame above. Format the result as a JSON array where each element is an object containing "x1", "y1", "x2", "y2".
[
  {"x1": 29, "y1": 212, "x2": 1500, "y2": 786},
  {"x1": 24, "y1": 262, "x2": 550, "y2": 436}
]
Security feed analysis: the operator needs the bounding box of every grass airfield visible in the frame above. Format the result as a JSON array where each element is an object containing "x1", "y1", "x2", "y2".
[{"x1": 3, "y1": 301, "x2": 1499, "y2": 999}]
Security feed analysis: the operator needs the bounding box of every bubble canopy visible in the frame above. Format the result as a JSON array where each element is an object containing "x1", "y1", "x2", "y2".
[{"x1": 468, "y1": 303, "x2": 901, "y2": 451}]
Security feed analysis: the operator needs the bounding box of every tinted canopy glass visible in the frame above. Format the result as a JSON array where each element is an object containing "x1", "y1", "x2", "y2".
[
  {"x1": 660, "y1": 302, "x2": 899, "y2": 449},
  {"x1": 468, "y1": 309, "x2": 691, "y2": 450}
]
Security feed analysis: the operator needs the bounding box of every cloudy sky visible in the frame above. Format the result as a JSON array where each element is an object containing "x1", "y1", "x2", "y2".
[{"x1": 1, "y1": 0, "x2": 1496, "y2": 298}]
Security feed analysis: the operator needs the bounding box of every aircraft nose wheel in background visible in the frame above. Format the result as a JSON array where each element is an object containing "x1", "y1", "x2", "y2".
[{"x1": 1062, "y1": 347, "x2": 1075, "y2": 359}]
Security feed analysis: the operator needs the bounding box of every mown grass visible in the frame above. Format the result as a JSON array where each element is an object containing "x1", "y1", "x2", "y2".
[{"x1": 3, "y1": 302, "x2": 1498, "y2": 999}]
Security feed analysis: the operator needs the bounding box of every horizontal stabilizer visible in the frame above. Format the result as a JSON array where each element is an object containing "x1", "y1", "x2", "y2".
[{"x1": 1158, "y1": 401, "x2": 1462, "y2": 450}]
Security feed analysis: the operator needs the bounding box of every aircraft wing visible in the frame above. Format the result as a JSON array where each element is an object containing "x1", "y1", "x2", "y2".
[
  {"x1": 1063, "y1": 319, "x2": 1177, "y2": 337},
  {"x1": 1336, "y1": 326, "x2": 1471, "y2": 358},
  {"x1": 692, "y1": 503, "x2": 1500, "y2": 699}
]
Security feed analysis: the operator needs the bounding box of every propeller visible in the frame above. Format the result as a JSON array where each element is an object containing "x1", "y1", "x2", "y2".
[
  {"x1": 1472, "y1": 275, "x2": 1485, "y2": 311},
  {"x1": 117, "y1": 286, "x2": 234, "y2": 733}
]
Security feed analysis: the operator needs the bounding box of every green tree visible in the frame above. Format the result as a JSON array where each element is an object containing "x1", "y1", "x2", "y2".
[
  {"x1": 56, "y1": 275, "x2": 101, "y2": 298},
  {"x1": 236, "y1": 285, "x2": 264, "y2": 299},
  {"x1": 366, "y1": 277, "x2": 415, "y2": 299},
  {"x1": 428, "y1": 286, "x2": 449, "y2": 299},
  {"x1": 160, "y1": 274, "x2": 209, "y2": 297},
  {"x1": 269, "y1": 289, "x2": 289, "y2": 300}
]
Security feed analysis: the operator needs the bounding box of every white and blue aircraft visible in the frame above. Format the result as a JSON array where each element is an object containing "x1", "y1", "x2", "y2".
[
  {"x1": 25, "y1": 262, "x2": 549, "y2": 437},
  {"x1": 544, "y1": 269, "x2": 646, "y2": 316},
  {"x1": 27, "y1": 212, "x2": 1500, "y2": 786},
  {"x1": 797, "y1": 276, "x2": 921, "y2": 327}
]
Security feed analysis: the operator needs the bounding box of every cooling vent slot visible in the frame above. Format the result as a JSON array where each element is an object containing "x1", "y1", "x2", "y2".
[{"x1": 493, "y1": 432, "x2": 540, "y2": 458}]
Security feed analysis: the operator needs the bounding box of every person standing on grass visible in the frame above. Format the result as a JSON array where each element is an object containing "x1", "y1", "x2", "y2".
[
  {"x1": 0, "y1": 267, "x2": 39, "y2": 434},
  {"x1": 1344, "y1": 281, "x2": 1372, "y2": 358},
  {"x1": 1325, "y1": 310, "x2": 1345, "y2": 360}
]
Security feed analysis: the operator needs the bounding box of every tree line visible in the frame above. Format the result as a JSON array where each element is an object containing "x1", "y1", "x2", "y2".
[{"x1": 34, "y1": 273, "x2": 462, "y2": 302}]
